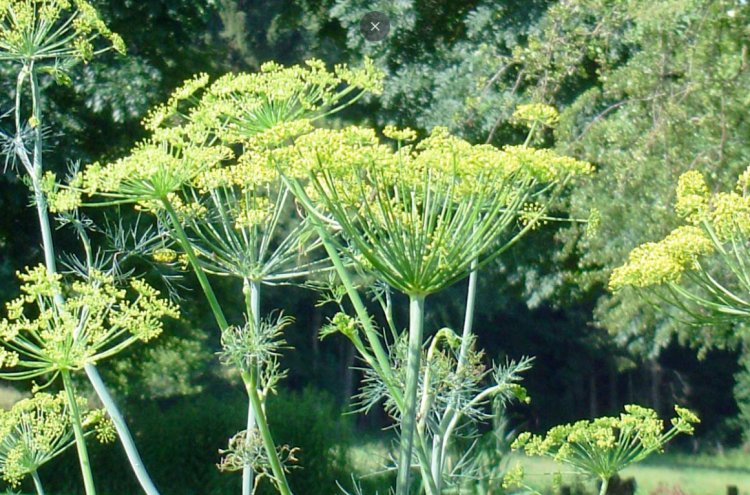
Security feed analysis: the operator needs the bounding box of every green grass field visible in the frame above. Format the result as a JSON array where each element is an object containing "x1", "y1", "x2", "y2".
[
  {"x1": 348, "y1": 441, "x2": 750, "y2": 495},
  {"x1": 515, "y1": 454, "x2": 750, "y2": 495}
]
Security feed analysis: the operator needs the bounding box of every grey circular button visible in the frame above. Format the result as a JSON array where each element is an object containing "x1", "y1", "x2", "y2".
[{"x1": 360, "y1": 11, "x2": 390, "y2": 42}]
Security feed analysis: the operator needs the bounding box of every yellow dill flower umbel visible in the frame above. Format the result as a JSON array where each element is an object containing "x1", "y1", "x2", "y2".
[
  {"x1": 277, "y1": 124, "x2": 592, "y2": 296},
  {"x1": 512, "y1": 405, "x2": 698, "y2": 482},
  {"x1": 511, "y1": 103, "x2": 560, "y2": 128},
  {"x1": 609, "y1": 225, "x2": 714, "y2": 290},
  {"x1": 0, "y1": 265, "x2": 179, "y2": 383},
  {"x1": 675, "y1": 170, "x2": 710, "y2": 224},
  {"x1": 0, "y1": 0, "x2": 124, "y2": 63},
  {"x1": 0, "y1": 391, "x2": 113, "y2": 486}
]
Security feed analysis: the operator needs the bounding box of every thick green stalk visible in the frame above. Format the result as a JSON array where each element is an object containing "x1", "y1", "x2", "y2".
[
  {"x1": 32, "y1": 471, "x2": 46, "y2": 495},
  {"x1": 241, "y1": 369, "x2": 292, "y2": 495},
  {"x1": 163, "y1": 200, "x2": 292, "y2": 495},
  {"x1": 25, "y1": 68, "x2": 162, "y2": 495},
  {"x1": 84, "y1": 364, "x2": 162, "y2": 495},
  {"x1": 599, "y1": 477, "x2": 609, "y2": 495},
  {"x1": 282, "y1": 178, "x2": 438, "y2": 494},
  {"x1": 61, "y1": 370, "x2": 97, "y2": 495},
  {"x1": 396, "y1": 295, "x2": 426, "y2": 495},
  {"x1": 242, "y1": 279, "x2": 261, "y2": 495}
]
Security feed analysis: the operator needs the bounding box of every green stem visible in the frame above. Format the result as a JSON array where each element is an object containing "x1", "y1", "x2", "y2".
[
  {"x1": 305, "y1": 207, "x2": 401, "y2": 406},
  {"x1": 431, "y1": 261, "x2": 479, "y2": 491},
  {"x1": 280, "y1": 178, "x2": 439, "y2": 494},
  {"x1": 163, "y1": 200, "x2": 292, "y2": 494},
  {"x1": 396, "y1": 295, "x2": 425, "y2": 495},
  {"x1": 28, "y1": 67, "x2": 58, "y2": 279},
  {"x1": 458, "y1": 261, "x2": 478, "y2": 371},
  {"x1": 23, "y1": 67, "x2": 162, "y2": 495},
  {"x1": 61, "y1": 370, "x2": 97, "y2": 495},
  {"x1": 523, "y1": 121, "x2": 538, "y2": 148},
  {"x1": 162, "y1": 199, "x2": 228, "y2": 329},
  {"x1": 32, "y1": 471, "x2": 46, "y2": 495},
  {"x1": 242, "y1": 369, "x2": 293, "y2": 495},
  {"x1": 242, "y1": 278, "x2": 261, "y2": 495},
  {"x1": 599, "y1": 477, "x2": 609, "y2": 495},
  {"x1": 84, "y1": 364, "x2": 162, "y2": 495}
]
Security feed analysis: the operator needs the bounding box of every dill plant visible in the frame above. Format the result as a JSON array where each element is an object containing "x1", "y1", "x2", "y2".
[
  {"x1": 68, "y1": 59, "x2": 383, "y2": 495},
  {"x1": 0, "y1": 391, "x2": 114, "y2": 494},
  {"x1": 610, "y1": 167, "x2": 750, "y2": 449},
  {"x1": 56, "y1": 54, "x2": 592, "y2": 494},
  {"x1": 610, "y1": 167, "x2": 750, "y2": 328},
  {"x1": 0, "y1": 2, "x2": 180, "y2": 495},
  {"x1": 276, "y1": 103, "x2": 593, "y2": 494},
  {"x1": 507, "y1": 405, "x2": 699, "y2": 495}
]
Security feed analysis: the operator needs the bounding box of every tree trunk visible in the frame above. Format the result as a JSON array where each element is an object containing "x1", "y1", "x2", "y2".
[
  {"x1": 311, "y1": 306, "x2": 321, "y2": 374},
  {"x1": 589, "y1": 372, "x2": 598, "y2": 418},
  {"x1": 609, "y1": 366, "x2": 618, "y2": 414},
  {"x1": 650, "y1": 360, "x2": 663, "y2": 415}
]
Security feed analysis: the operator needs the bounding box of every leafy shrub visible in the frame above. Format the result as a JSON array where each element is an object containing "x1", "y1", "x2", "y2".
[
  {"x1": 36, "y1": 387, "x2": 355, "y2": 495},
  {"x1": 260, "y1": 387, "x2": 355, "y2": 495}
]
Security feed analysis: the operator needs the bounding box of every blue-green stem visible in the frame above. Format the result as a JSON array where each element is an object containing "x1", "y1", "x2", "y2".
[
  {"x1": 458, "y1": 263, "x2": 478, "y2": 369},
  {"x1": 84, "y1": 363, "x2": 162, "y2": 495},
  {"x1": 241, "y1": 368, "x2": 292, "y2": 495},
  {"x1": 599, "y1": 477, "x2": 609, "y2": 495},
  {"x1": 162, "y1": 200, "x2": 292, "y2": 495},
  {"x1": 288, "y1": 179, "x2": 437, "y2": 495},
  {"x1": 25, "y1": 66, "x2": 162, "y2": 495},
  {"x1": 429, "y1": 260, "x2": 478, "y2": 492},
  {"x1": 29, "y1": 67, "x2": 58, "y2": 276},
  {"x1": 242, "y1": 278, "x2": 260, "y2": 495},
  {"x1": 61, "y1": 370, "x2": 97, "y2": 495},
  {"x1": 396, "y1": 295, "x2": 425, "y2": 495},
  {"x1": 32, "y1": 471, "x2": 46, "y2": 495}
]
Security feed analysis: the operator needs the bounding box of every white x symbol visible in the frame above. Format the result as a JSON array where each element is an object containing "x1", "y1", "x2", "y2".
[{"x1": 370, "y1": 21, "x2": 381, "y2": 31}]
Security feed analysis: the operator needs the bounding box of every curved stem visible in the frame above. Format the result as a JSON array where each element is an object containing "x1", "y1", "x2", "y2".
[
  {"x1": 61, "y1": 370, "x2": 97, "y2": 495},
  {"x1": 396, "y1": 295, "x2": 425, "y2": 495},
  {"x1": 32, "y1": 471, "x2": 46, "y2": 495},
  {"x1": 84, "y1": 363, "x2": 162, "y2": 495},
  {"x1": 432, "y1": 261, "x2": 479, "y2": 490},
  {"x1": 163, "y1": 201, "x2": 291, "y2": 494},
  {"x1": 25, "y1": 67, "x2": 161, "y2": 495}
]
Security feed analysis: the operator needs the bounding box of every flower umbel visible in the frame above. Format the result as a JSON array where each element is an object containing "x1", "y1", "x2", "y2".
[
  {"x1": 0, "y1": 391, "x2": 112, "y2": 486},
  {"x1": 512, "y1": 405, "x2": 699, "y2": 482},
  {"x1": 0, "y1": 265, "x2": 179, "y2": 383},
  {"x1": 609, "y1": 226, "x2": 714, "y2": 290},
  {"x1": 279, "y1": 125, "x2": 592, "y2": 295},
  {"x1": 0, "y1": 0, "x2": 125, "y2": 64}
]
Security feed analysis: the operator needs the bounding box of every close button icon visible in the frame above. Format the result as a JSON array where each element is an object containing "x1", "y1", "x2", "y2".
[{"x1": 360, "y1": 11, "x2": 390, "y2": 42}]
